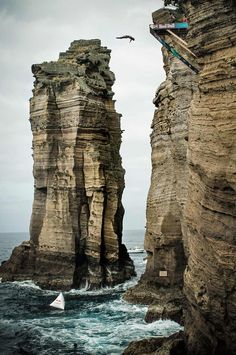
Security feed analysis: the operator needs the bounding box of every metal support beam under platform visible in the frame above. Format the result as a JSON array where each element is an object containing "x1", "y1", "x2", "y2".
[{"x1": 150, "y1": 24, "x2": 199, "y2": 74}]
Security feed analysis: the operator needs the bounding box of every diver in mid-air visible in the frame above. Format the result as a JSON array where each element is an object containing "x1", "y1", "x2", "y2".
[{"x1": 116, "y1": 35, "x2": 135, "y2": 42}]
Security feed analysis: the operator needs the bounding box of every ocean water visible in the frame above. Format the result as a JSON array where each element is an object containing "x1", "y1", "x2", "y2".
[{"x1": 0, "y1": 231, "x2": 181, "y2": 354}]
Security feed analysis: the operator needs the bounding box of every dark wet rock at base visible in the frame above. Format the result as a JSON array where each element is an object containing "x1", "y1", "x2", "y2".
[
  {"x1": 0, "y1": 39, "x2": 135, "y2": 290},
  {"x1": 124, "y1": 282, "x2": 184, "y2": 324},
  {"x1": 122, "y1": 331, "x2": 186, "y2": 355}
]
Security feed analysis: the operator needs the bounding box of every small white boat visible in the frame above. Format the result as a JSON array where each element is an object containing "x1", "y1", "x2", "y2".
[
  {"x1": 50, "y1": 292, "x2": 65, "y2": 310},
  {"x1": 128, "y1": 248, "x2": 145, "y2": 254}
]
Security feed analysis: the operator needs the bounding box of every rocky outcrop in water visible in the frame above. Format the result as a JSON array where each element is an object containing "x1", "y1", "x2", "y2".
[
  {"x1": 124, "y1": 8, "x2": 197, "y2": 324},
  {"x1": 123, "y1": 331, "x2": 186, "y2": 355},
  {"x1": 0, "y1": 39, "x2": 135, "y2": 290}
]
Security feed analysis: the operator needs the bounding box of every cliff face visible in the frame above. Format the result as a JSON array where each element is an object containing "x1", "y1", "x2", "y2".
[
  {"x1": 125, "y1": 1, "x2": 236, "y2": 353},
  {"x1": 182, "y1": 0, "x2": 236, "y2": 353},
  {"x1": 124, "y1": 10, "x2": 197, "y2": 324},
  {"x1": 0, "y1": 39, "x2": 135, "y2": 290}
]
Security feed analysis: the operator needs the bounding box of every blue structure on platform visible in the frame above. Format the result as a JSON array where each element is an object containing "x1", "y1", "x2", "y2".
[
  {"x1": 151, "y1": 22, "x2": 189, "y2": 30},
  {"x1": 149, "y1": 22, "x2": 199, "y2": 74}
]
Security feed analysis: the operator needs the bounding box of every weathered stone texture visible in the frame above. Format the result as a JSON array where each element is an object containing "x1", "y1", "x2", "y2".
[
  {"x1": 125, "y1": 2, "x2": 236, "y2": 353},
  {"x1": 182, "y1": 1, "x2": 236, "y2": 353},
  {"x1": 122, "y1": 331, "x2": 186, "y2": 355},
  {"x1": 124, "y1": 9, "x2": 197, "y2": 324},
  {"x1": 0, "y1": 39, "x2": 135, "y2": 290}
]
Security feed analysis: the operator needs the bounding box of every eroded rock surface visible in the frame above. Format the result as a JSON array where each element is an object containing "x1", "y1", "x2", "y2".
[
  {"x1": 125, "y1": 2, "x2": 236, "y2": 353},
  {"x1": 182, "y1": 1, "x2": 236, "y2": 353},
  {"x1": 0, "y1": 39, "x2": 135, "y2": 290},
  {"x1": 122, "y1": 331, "x2": 186, "y2": 355},
  {"x1": 126, "y1": 1, "x2": 236, "y2": 354},
  {"x1": 124, "y1": 9, "x2": 197, "y2": 324}
]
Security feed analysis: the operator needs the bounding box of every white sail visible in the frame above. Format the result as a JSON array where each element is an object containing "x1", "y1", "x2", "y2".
[{"x1": 50, "y1": 292, "x2": 65, "y2": 310}]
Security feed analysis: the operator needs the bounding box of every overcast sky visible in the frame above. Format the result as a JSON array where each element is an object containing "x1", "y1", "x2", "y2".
[{"x1": 0, "y1": 0, "x2": 165, "y2": 233}]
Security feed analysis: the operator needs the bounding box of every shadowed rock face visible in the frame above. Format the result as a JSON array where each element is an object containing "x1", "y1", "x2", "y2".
[
  {"x1": 124, "y1": 9, "x2": 197, "y2": 324},
  {"x1": 122, "y1": 331, "x2": 186, "y2": 355},
  {"x1": 0, "y1": 39, "x2": 135, "y2": 290},
  {"x1": 182, "y1": 0, "x2": 236, "y2": 353}
]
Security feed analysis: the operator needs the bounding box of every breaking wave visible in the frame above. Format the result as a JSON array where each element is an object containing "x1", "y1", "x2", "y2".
[{"x1": 0, "y1": 235, "x2": 182, "y2": 354}]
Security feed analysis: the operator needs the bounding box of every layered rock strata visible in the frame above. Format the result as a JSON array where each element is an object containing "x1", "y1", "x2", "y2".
[
  {"x1": 124, "y1": 9, "x2": 197, "y2": 324},
  {"x1": 182, "y1": 0, "x2": 236, "y2": 353},
  {"x1": 0, "y1": 39, "x2": 135, "y2": 290},
  {"x1": 126, "y1": 1, "x2": 236, "y2": 354}
]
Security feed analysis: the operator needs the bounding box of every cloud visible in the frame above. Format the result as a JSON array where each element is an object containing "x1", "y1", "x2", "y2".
[{"x1": 0, "y1": 0, "x2": 164, "y2": 232}]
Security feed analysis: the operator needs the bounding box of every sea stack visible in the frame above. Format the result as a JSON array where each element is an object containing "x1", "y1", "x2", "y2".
[{"x1": 0, "y1": 39, "x2": 135, "y2": 290}]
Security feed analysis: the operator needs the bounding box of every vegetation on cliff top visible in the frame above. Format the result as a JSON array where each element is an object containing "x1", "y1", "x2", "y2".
[
  {"x1": 164, "y1": 0, "x2": 181, "y2": 6},
  {"x1": 164, "y1": 0, "x2": 184, "y2": 12}
]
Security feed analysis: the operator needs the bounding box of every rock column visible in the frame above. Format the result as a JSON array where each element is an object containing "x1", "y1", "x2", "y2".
[{"x1": 0, "y1": 40, "x2": 135, "y2": 290}]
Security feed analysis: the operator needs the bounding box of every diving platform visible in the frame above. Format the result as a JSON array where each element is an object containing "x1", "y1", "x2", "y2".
[
  {"x1": 150, "y1": 21, "x2": 199, "y2": 74},
  {"x1": 150, "y1": 22, "x2": 188, "y2": 34}
]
